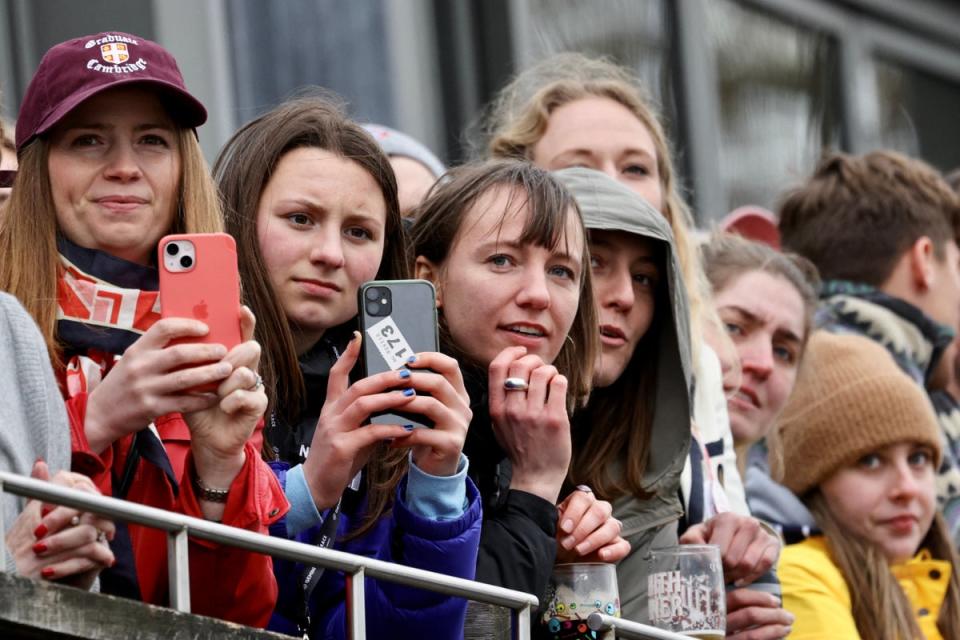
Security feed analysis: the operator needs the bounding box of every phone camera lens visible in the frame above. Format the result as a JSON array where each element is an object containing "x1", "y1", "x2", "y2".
[
  {"x1": 180, "y1": 255, "x2": 193, "y2": 268},
  {"x1": 365, "y1": 287, "x2": 380, "y2": 301},
  {"x1": 166, "y1": 243, "x2": 180, "y2": 256},
  {"x1": 366, "y1": 301, "x2": 381, "y2": 316}
]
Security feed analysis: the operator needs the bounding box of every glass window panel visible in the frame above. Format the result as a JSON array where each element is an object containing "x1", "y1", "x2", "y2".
[
  {"x1": 226, "y1": 0, "x2": 393, "y2": 124},
  {"x1": 517, "y1": 0, "x2": 671, "y2": 108},
  {"x1": 709, "y1": 0, "x2": 842, "y2": 214},
  {"x1": 875, "y1": 57, "x2": 960, "y2": 173}
]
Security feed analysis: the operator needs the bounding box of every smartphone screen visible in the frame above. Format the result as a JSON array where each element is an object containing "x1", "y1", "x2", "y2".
[{"x1": 358, "y1": 279, "x2": 438, "y2": 429}]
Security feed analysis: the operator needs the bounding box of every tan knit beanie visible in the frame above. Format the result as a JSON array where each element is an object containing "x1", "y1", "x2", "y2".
[{"x1": 771, "y1": 331, "x2": 942, "y2": 496}]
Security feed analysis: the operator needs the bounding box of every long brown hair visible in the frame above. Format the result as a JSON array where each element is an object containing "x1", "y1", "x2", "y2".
[
  {"x1": 570, "y1": 238, "x2": 669, "y2": 502},
  {"x1": 0, "y1": 126, "x2": 222, "y2": 366},
  {"x1": 808, "y1": 491, "x2": 960, "y2": 639},
  {"x1": 409, "y1": 159, "x2": 598, "y2": 409},
  {"x1": 213, "y1": 95, "x2": 408, "y2": 537}
]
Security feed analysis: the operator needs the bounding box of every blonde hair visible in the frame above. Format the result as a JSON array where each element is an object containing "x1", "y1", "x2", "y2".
[
  {"x1": 484, "y1": 52, "x2": 711, "y2": 356},
  {"x1": 808, "y1": 492, "x2": 960, "y2": 640},
  {"x1": 0, "y1": 128, "x2": 223, "y2": 365}
]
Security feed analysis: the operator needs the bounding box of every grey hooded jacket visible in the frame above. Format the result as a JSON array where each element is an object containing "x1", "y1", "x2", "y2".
[{"x1": 554, "y1": 168, "x2": 693, "y2": 622}]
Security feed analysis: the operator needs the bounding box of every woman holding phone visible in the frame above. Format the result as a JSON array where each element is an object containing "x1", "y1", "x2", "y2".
[
  {"x1": 214, "y1": 95, "x2": 480, "y2": 639},
  {"x1": 0, "y1": 32, "x2": 285, "y2": 625},
  {"x1": 409, "y1": 160, "x2": 629, "y2": 603}
]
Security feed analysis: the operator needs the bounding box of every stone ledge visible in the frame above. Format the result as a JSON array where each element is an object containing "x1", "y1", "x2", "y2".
[{"x1": 0, "y1": 572, "x2": 289, "y2": 640}]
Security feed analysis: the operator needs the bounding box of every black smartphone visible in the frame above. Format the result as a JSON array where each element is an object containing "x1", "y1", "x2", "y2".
[{"x1": 358, "y1": 279, "x2": 439, "y2": 429}]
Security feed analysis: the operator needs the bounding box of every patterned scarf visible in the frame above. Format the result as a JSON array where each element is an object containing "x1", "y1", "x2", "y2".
[
  {"x1": 57, "y1": 237, "x2": 161, "y2": 396},
  {"x1": 56, "y1": 237, "x2": 176, "y2": 492}
]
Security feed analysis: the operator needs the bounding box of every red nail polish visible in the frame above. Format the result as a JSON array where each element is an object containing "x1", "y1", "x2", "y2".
[
  {"x1": 41, "y1": 506, "x2": 52, "y2": 518},
  {"x1": 34, "y1": 457, "x2": 45, "y2": 464},
  {"x1": 110, "y1": 557, "x2": 118, "y2": 568},
  {"x1": 41, "y1": 567, "x2": 55, "y2": 579},
  {"x1": 33, "y1": 524, "x2": 48, "y2": 539},
  {"x1": 32, "y1": 542, "x2": 47, "y2": 554}
]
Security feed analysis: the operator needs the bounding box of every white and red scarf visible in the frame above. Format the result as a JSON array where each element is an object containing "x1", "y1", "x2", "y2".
[{"x1": 56, "y1": 237, "x2": 161, "y2": 398}]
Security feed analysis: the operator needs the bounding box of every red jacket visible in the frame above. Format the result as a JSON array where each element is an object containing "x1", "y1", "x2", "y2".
[{"x1": 66, "y1": 392, "x2": 288, "y2": 627}]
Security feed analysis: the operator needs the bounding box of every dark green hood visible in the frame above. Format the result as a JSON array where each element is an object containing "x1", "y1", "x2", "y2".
[
  {"x1": 554, "y1": 167, "x2": 693, "y2": 622},
  {"x1": 554, "y1": 167, "x2": 692, "y2": 493}
]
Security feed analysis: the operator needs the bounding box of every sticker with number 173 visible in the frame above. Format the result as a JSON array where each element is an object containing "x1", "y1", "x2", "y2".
[{"x1": 365, "y1": 316, "x2": 415, "y2": 370}]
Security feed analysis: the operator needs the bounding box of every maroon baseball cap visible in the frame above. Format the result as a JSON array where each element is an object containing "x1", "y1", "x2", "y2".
[{"x1": 15, "y1": 31, "x2": 207, "y2": 152}]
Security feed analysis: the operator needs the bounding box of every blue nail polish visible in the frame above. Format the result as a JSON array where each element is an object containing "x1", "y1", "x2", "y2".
[
  {"x1": 398, "y1": 368, "x2": 411, "y2": 379},
  {"x1": 403, "y1": 424, "x2": 415, "y2": 431},
  {"x1": 403, "y1": 388, "x2": 416, "y2": 397},
  {"x1": 407, "y1": 355, "x2": 417, "y2": 363}
]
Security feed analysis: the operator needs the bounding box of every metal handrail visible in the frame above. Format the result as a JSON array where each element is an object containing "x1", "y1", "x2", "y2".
[
  {"x1": 587, "y1": 612, "x2": 693, "y2": 640},
  {"x1": 0, "y1": 471, "x2": 536, "y2": 639},
  {"x1": 0, "y1": 471, "x2": 692, "y2": 640}
]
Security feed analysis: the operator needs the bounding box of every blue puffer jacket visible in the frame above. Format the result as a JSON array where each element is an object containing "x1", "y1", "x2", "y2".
[{"x1": 268, "y1": 462, "x2": 482, "y2": 640}]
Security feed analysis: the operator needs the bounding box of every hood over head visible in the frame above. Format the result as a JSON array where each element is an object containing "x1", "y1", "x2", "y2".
[{"x1": 553, "y1": 166, "x2": 692, "y2": 495}]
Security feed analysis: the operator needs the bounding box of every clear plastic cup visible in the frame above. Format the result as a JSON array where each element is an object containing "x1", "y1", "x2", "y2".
[
  {"x1": 536, "y1": 562, "x2": 620, "y2": 640},
  {"x1": 647, "y1": 544, "x2": 726, "y2": 639}
]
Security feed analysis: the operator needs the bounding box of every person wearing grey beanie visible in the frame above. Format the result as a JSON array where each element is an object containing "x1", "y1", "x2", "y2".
[
  {"x1": 363, "y1": 124, "x2": 446, "y2": 217},
  {"x1": 555, "y1": 167, "x2": 790, "y2": 636}
]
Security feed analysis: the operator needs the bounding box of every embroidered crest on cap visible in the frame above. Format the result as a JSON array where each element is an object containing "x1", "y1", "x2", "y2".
[
  {"x1": 100, "y1": 43, "x2": 128, "y2": 64},
  {"x1": 84, "y1": 34, "x2": 146, "y2": 74}
]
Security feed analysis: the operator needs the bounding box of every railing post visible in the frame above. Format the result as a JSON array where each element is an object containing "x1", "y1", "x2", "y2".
[
  {"x1": 345, "y1": 566, "x2": 366, "y2": 640},
  {"x1": 167, "y1": 526, "x2": 191, "y2": 612},
  {"x1": 513, "y1": 602, "x2": 531, "y2": 640},
  {"x1": 0, "y1": 477, "x2": 6, "y2": 543}
]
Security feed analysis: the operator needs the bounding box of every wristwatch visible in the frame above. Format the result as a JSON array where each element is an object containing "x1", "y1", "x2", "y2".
[{"x1": 192, "y1": 474, "x2": 230, "y2": 503}]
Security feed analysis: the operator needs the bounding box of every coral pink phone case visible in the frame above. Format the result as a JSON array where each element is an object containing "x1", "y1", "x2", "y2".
[{"x1": 158, "y1": 233, "x2": 242, "y2": 353}]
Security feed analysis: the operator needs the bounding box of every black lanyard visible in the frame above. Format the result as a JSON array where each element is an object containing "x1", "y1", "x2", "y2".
[{"x1": 297, "y1": 495, "x2": 343, "y2": 638}]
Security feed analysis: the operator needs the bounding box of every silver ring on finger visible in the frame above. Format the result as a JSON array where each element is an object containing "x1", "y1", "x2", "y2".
[
  {"x1": 575, "y1": 484, "x2": 593, "y2": 494},
  {"x1": 248, "y1": 373, "x2": 263, "y2": 392},
  {"x1": 503, "y1": 377, "x2": 529, "y2": 392},
  {"x1": 70, "y1": 515, "x2": 81, "y2": 527},
  {"x1": 97, "y1": 529, "x2": 108, "y2": 544}
]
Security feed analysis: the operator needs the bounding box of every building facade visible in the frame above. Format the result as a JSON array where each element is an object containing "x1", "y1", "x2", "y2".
[{"x1": 2, "y1": 0, "x2": 959, "y2": 222}]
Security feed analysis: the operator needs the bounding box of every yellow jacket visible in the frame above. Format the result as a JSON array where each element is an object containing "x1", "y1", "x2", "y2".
[{"x1": 778, "y1": 536, "x2": 950, "y2": 639}]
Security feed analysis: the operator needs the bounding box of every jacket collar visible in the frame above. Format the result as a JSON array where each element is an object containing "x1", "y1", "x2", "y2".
[
  {"x1": 818, "y1": 280, "x2": 955, "y2": 386},
  {"x1": 892, "y1": 547, "x2": 951, "y2": 625}
]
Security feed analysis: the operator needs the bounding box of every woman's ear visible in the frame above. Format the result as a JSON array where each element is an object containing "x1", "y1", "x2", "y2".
[{"x1": 415, "y1": 256, "x2": 443, "y2": 307}]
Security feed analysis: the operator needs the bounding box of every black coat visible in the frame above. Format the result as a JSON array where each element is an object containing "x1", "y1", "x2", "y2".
[{"x1": 461, "y1": 368, "x2": 558, "y2": 597}]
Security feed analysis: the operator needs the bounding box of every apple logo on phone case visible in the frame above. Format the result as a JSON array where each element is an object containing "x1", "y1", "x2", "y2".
[{"x1": 193, "y1": 300, "x2": 209, "y2": 320}]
